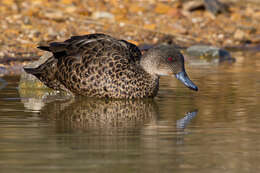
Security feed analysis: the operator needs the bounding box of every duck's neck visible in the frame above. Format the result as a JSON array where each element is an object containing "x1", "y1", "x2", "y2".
[
  {"x1": 136, "y1": 57, "x2": 159, "y2": 97},
  {"x1": 140, "y1": 54, "x2": 158, "y2": 77}
]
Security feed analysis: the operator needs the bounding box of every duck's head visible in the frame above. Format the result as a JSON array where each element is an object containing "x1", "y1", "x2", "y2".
[{"x1": 140, "y1": 45, "x2": 198, "y2": 91}]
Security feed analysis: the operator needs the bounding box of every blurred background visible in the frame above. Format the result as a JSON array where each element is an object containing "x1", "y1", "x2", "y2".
[{"x1": 0, "y1": 0, "x2": 260, "y2": 68}]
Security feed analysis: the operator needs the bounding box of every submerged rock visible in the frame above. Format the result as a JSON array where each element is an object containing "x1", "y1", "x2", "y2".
[{"x1": 185, "y1": 45, "x2": 235, "y2": 64}]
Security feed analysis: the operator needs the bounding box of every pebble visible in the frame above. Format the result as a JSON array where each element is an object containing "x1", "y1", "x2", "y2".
[
  {"x1": 250, "y1": 35, "x2": 260, "y2": 43},
  {"x1": 234, "y1": 29, "x2": 246, "y2": 40},
  {"x1": 92, "y1": 11, "x2": 115, "y2": 20},
  {"x1": 42, "y1": 10, "x2": 65, "y2": 21},
  {"x1": 182, "y1": 0, "x2": 204, "y2": 12}
]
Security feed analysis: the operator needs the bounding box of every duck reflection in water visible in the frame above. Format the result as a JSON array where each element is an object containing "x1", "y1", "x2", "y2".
[
  {"x1": 41, "y1": 98, "x2": 158, "y2": 132},
  {"x1": 38, "y1": 97, "x2": 197, "y2": 134}
]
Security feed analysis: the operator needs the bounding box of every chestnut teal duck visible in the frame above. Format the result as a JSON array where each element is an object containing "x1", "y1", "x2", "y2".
[{"x1": 24, "y1": 33, "x2": 198, "y2": 99}]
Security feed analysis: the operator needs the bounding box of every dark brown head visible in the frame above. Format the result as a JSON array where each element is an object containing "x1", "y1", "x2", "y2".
[{"x1": 140, "y1": 45, "x2": 198, "y2": 91}]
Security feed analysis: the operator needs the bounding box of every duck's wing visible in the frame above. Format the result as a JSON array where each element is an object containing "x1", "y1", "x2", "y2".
[
  {"x1": 118, "y1": 40, "x2": 142, "y2": 63},
  {"x1": 38, "y1": 33, "x2": 112, "y2": 59},
  {"x1": 38, "y1": 33, "x2": 142, "y2": 63}
]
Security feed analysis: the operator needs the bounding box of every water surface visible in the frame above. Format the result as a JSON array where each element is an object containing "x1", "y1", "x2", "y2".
[{"x1": 0, "y1": 51, "x2": 260, "y2": 173}]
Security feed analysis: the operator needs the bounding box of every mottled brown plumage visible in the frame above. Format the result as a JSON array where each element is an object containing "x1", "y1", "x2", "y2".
[
  {"x1": 41, "y1": 98, "x2": 158, "y2": 131},
  {"x1": 24, "y1": 33, "x2": 198, "y2": 99}
]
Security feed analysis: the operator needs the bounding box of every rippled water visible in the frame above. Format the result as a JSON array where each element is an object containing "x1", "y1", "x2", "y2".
[{"x1": 0, "y1": 51, "x2": 260, "y2": 173}]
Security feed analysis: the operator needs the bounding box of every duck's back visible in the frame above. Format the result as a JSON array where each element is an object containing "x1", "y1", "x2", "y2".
[{"x1": 26, "y1": 34, "x2": 158, "y2": 99}]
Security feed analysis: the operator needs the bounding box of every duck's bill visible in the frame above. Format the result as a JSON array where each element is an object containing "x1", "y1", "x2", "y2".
[{"x1": 175, "y1": 71, "x2": 198, "y2": 91}]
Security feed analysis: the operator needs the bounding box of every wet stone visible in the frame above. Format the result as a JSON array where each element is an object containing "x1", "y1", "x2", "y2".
[
  {"x1": 185, "y1": 45, "x2": 236, "y2": 63},
  {"x1": 182, "y1": 0, "x2": 229, "y2": 15},
  {"x1": 204, "y1": 0, "x2": 229, "y2": 15}
]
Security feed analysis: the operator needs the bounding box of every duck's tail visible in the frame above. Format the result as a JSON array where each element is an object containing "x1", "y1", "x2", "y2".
[
  {"x1": 23, "y1": 67, "x2": 41, "y2": 75},
  {"x1": 23, "y1": 57, "x2": 62, "y2": 90}
]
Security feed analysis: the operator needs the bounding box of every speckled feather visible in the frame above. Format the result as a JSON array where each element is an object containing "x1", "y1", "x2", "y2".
[{"x1": 25, "y1": 34, "x2": 159, "y2": 99}]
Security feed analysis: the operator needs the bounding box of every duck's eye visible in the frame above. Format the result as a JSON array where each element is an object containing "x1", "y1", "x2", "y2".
[{"x1": 167, "y1": 57, "x2": 173, "y2": 62}]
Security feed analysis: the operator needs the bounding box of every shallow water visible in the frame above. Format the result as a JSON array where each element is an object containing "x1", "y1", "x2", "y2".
[{"x1": 0, "y1": 51, "x2": 260, "y2": 173}]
